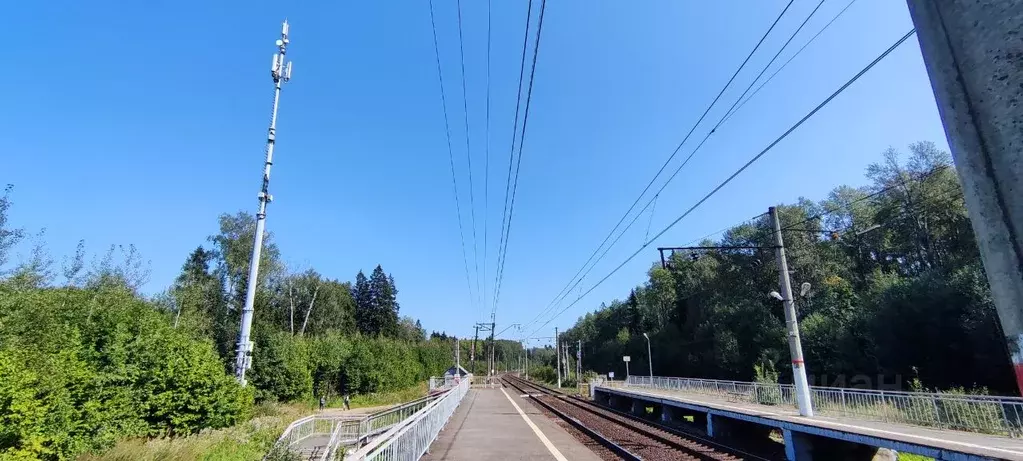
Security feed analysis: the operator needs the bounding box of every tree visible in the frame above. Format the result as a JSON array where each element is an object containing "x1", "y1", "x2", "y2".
[
  {"x1": 353, "y1": 271, "x2": 373, "y2": 334},
  {"x1": 0, "y1": 185, "x2": 25, "y2": 273},
  {"x1": 558, "y1": 142, "x2": 1015, "y2": 394},
  {"x1": 369, "y1": 266, "x2": 400, "y2": 336},
  {"x1": 208, "y1": 212, "x2": 282, "y2": 306}
]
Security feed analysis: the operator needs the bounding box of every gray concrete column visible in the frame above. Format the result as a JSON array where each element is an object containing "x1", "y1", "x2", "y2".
[{"x1": 904, "y1": 0, "x2": 1023, "y2": 394}]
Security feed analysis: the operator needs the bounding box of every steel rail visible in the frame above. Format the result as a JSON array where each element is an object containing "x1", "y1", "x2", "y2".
[{"x1": 508, "y1": 375, "x2": 775, "y2": 461}]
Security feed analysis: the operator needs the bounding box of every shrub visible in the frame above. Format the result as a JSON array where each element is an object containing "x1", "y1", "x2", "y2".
[
  {"x1": 249, "y1": 332, "x2": 312, "y2": 403},
  {"x1": 0, "y1": 285, "x2": 252, "y2": 460},
  {"x1": 529, "y1": 365, "x2": 557, "y2": 384}
]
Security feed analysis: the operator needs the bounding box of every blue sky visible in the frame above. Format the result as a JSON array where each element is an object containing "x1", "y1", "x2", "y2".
[{"x1": 5, "y1": 0, "x2": 947, "y2": 343}]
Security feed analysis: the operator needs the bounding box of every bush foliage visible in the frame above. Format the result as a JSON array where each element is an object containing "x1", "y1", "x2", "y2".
[{"x1": 0, "y1": 284, "x2": 252, "y2": 460}]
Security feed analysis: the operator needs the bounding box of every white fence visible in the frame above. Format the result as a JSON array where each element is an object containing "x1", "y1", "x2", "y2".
[
  {"x1": 348, "y1": 375, "x2": 472, "y2": 460},
  {"x1": 263, "y1": 414, "x2": 360, "y2": 460},
  {"x1": 319, "y1": 394, "x2": 442, "y2": 460},
  {"x1": 620, "y1": 375, "x2": 1023, "y2": 437}
]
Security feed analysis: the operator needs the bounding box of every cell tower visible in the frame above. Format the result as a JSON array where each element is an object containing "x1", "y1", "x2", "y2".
[{"x1": 235, "y1": 20, "x2": 293, "y2": 385}]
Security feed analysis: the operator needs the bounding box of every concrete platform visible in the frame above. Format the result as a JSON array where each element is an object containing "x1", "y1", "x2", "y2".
[
  {"x1": 598, "y1": 385, "x2": 1023, "y2": 460},
  {"x1": 422, "y1": 387, "x2": 602, "y2": 461}
]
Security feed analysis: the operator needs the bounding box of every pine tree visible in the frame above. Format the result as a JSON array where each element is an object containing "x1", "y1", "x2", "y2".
[
  {"x1": 353, "y1": 270, "x2": 374, "y2": 335},
  {"x1": 368, "y1": 265, "x2": 399, "y2": 336}
]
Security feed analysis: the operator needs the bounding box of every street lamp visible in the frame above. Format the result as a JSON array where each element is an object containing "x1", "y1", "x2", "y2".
[{"x1": 643, "y1": 332, "x2": 653, "y2": 380}]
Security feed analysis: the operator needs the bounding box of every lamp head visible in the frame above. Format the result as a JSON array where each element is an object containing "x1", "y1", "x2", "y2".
[{"x1": 768, "y1": 291, "x2": 784, "y2": 301}]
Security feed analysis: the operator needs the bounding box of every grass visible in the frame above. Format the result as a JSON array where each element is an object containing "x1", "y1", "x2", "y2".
[
  {"x1": 81, "y1": 384, "x2": 429, "y2": 461},
  {"x1": 79, "y1": 402, "x2": 306, "y2": 461}
]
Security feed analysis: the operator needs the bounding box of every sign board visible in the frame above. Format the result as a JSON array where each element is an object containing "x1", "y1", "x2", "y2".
[
  {"x1": 608, "y1": 371, "x2": 615, "y2": 379},
  {"x1": 622, "y1": 356, "x2": 631, "y2": 362}
]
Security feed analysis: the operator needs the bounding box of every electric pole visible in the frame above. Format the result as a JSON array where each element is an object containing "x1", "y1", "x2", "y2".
[
  {"x1": 471, "y1": 325, "x2": 479, "y2": 373},
  {"x1": 771, "y1": 206, "x2": 813, "y2": 417},
  {"x1": 555, "y1": 327, "x2": 561, "y2": 387},
  {"x1": 488, "y1": 319, "x2": 495, "y2": 377},
  {"x1": 235, "y1": 20, "x2": 293, "y2": 385},
  {"x1": 903, "y1": 0, "x2": 1023, "y2": 396},
  {"x1": 577, "y1": 339, "x2": 582, "y2": 382}
]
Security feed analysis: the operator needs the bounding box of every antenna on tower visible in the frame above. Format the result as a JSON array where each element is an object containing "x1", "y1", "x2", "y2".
[{"x1": 235, "y1": 20, "x2": 295, "y2": 386}]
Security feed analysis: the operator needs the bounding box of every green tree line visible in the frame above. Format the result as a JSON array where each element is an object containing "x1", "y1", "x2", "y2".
[
  {"x1": 560, "y1": 142, "x2": 1016, "y2": 395},
  {"x1": 0, "y1": 191, "x2": 470, "y2": 459}
]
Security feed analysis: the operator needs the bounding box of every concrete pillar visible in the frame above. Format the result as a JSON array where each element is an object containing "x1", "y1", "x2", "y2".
[
  {"x1": 631, "y1": 399, "x2": 643, "y2": 416},
  {"x1": 783, "y1": 429, "x2": 813, "y2": 461},
  {"x1": 904, "y1": 0, "x2": 1023, "y2": 394},
  {"x1": 707, "y1": 413, "x2": 715, "y2": 437}
]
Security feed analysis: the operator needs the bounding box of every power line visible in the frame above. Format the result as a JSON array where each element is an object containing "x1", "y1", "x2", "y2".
[
  {"x1": 429, "y1": 0, "x2": 476, "y2": 315},
  {"x1": 548, "y1": 0, "x2": 831, "y2": 281},
  {"x1": 526, "y1": 29, "x2": 917, "y2": 338},
  {"x1": 493, "y1": 0, "x2": 544, "y2": 316},
  {"x1": 494, "y1": 0, "x2": 548, "y2": 315},
  {"x1": 722, "y1": 0, "x2": 860, "y2": 125},
  {"x1": 524, "y1": 1, "x2": 869, "y2": 330},
  {"x1": 482, "y1": 0, "x2": 493, "y2": 323},
  {"x1": 493, "y1": 0, "x2": 533, "y2": 316},
  {"x1": 523, "y1": 1, "x2": 796, "y2": 333},
  {"x1": 712, "y1": 0, "x2": 830, "y2": 131},
  {"x1": 455, "y1": 0, "x2": 482, "y2": 318},
  {"x1": 779, "y1": 163, "x2": 952, "y2": 232}
]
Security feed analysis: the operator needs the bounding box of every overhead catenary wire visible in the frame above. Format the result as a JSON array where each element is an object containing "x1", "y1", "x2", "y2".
[
  {"x1": 722, "y1": 0, "x2": 860, "y2": 125},
  {"x1": 522, "y1": 0, "x2": 797, "y2": 334},
  {"x1": 455, "y1": 0, "x2": 482, "y2": 318},
  {"x1": 526, "y1": 0, "x2": 867, "y2": 330},
  {"x1": 429, "y1": 0, "x2": 476, "y2": 314},
  {"x1": 493, "y1": 0, "x2": 547, "y2": 316},
  {"x1": 779, "y1": 163, "x2": 952, "y2": 232},
  {"x1": 492, "y1": 0, "x2": 533, "y2": 316},
  {"x1": 526, "y1": 29, "x2": 918, "y2": 338},
  {"x1": 482, "y1": 0, "x2": 493, "y2": 323}
]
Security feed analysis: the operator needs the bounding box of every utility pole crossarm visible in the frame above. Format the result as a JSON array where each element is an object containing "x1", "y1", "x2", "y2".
[{"x1": 235, "y1": 20, "x2": 293, "y2": 386}]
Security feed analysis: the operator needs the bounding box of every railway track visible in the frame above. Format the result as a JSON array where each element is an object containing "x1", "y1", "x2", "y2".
[{"x1": 502, "y1": 375, "x2": 778, "y2": 461}]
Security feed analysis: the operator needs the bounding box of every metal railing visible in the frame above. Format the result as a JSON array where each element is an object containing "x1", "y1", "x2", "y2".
[
  {"x1": 348, "y1": 375, "x2": 472, "y2": 460},
  {"x1": 428, "y1": 377, "x2": 447, "y2": 391},
  {"x1": 319, "y1": 394, "x2": 443, "y2": 460},
  {"x1": 618, "y1": 375, "x2": 1023, "y2": 437},
  {"x1": 264, "y1": 414, "x2": 361, "y2": 460}
]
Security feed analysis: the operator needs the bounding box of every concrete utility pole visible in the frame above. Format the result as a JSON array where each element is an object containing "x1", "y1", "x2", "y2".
[
  {"x1": 903, "y1": 0, "x2": 1023, "y2": 396},
  {"x1": 235, "y1": 20, "x2": 293, "y2": 385},
  {"x1": 489, "y1": 320, "x2": 496, "y2": 377},
  {"x1": 577, "y1": 339, "x2": 582, "y2": 382},
  {"x1": 471, "y1": 325, "x2": 479, "y2": 372},
  {"x1": 555, "y1": 327, "x2": 561, "y2": 387},
  {"x1": 524, "y1": 341, "x2": 529, "y2": 379},
  {"x1": 565, "y1": 344, "x2": 571, "y2": 380},
  {"x1": 771, "y1": 207, "x2": 814, "y2": 417},
  {"x1": 643, "y1": 332, "x2": 653, "y2": 380}
]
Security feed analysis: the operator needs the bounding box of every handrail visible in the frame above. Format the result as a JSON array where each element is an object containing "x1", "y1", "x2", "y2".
[
  {"x1": 263, "y1": 413, "x2": 359, "y2": 460},
  {"x1": 616, "y1": 375, "x2": 1023, "y2": 437},
  {"x1": 348, "y1": 375, "x2": 472, "y2": 460},
  {"x1": 318, "y1": 393, "x2": 443, "y2": 460}
]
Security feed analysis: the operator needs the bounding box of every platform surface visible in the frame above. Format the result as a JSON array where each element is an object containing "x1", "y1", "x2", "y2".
[
  {"x1": 600, "y1": 384, "x2": 1023, "y2": 461},
  {"x1": 422, "y1": 387, "x2": 602, "y2": 461}
]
